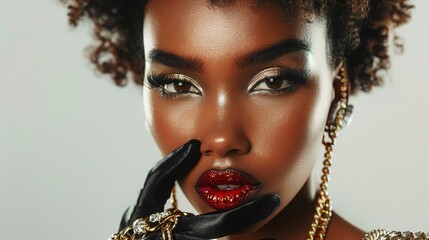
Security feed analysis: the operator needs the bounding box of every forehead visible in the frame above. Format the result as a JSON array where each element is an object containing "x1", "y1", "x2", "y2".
[{"x1": 143, "y1": 0, "x2": 323, "y2": 65}]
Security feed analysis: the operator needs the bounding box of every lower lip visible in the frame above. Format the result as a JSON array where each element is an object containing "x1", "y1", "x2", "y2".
[{"x1": 196, "y1": 169, "x2": 260, "y2": 210}]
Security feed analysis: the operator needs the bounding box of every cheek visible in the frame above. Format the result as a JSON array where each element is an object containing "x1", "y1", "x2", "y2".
[
  {"x1": 144, "y1": 87, "x2": 201, "y2": 155},
  {"x1": 249, "y1": 85, "x2": 330, "y2": 193}
]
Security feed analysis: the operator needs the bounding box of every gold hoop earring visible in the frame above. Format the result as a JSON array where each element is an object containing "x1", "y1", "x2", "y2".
[{"x1": 307, "y1": 66, "x2": 349, "y2": 240}]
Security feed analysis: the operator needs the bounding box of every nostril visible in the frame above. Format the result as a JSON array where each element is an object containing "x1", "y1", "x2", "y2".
[
  {"x1": 227, "y1": 148, "x2": 245, "y2": 155},
  {"x1": 202, "y1": 149, "x2": 214, "y2": 156},
  {"x1": 201, "y1": 148, "x2": 244, "y2": 157},
  {"x1": 200, "y1": 135, "x2": 251, "y2": 157}
]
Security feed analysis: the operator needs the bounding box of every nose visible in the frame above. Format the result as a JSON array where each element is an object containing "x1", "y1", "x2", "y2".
[
  {"x1": 200, "y1": 128, "x2": 251, "y2": 157},
  {"x1": 199, "y1": 93, "x2": 251, "y2": 157}
]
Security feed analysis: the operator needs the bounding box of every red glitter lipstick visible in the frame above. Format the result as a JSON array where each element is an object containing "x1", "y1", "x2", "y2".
[{"x1": 196, "y1": 168, "x2": 260, "y2": 210}]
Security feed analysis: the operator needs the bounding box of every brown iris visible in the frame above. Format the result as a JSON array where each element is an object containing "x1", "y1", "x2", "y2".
[
  {"x1": 265, "y1": 77, "x2": 284, "y2": 89},
  {"x1": 173, "y1": 81, "x2": 192, "y2": 93}
]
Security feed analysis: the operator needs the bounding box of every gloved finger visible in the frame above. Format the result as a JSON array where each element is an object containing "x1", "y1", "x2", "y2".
[
  {"x1": 176, "y1": 193, "x2": 280, "y2": 239},
  {"x1": 129, "y1": 139, "x2": 201, "y2": 223}
]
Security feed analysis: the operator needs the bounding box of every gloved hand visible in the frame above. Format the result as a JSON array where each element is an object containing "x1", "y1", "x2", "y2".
[{"x1": 114, "y1": 139, "x2": 280, "y2": 240}]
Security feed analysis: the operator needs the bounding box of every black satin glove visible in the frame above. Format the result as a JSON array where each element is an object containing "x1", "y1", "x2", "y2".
[{"x1": 117, "y1": 139, "x2": 280, "y2": 240}]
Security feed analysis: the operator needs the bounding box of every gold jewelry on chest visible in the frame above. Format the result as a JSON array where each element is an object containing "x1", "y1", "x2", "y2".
[{"x1": 363, "y1": 229, "x2": 429, "y2": 240}]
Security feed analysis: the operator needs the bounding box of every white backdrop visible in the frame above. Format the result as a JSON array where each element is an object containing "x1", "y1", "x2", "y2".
[{"x1": 1, "y1": 1, "x2": 428, "y2": 239}]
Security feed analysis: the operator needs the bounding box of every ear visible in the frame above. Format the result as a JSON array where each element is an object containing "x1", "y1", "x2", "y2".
[{"x1": 326, "y1": 62, "x2": 350, "y2": 126}]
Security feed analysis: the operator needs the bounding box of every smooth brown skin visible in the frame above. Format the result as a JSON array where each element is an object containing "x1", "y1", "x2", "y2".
[{"x1": 142, "y1": 0, "x2": 364, "y2": 239}]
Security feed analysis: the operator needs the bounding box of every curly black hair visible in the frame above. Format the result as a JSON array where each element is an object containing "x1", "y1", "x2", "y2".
[{"x1": 65, "y1": 0, "x2": 413, "y2": 93}]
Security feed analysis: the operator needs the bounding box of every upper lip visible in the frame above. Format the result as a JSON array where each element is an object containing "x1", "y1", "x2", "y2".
[{"x1": 196, "y1": 168, "x2": 260, "y2": 188}]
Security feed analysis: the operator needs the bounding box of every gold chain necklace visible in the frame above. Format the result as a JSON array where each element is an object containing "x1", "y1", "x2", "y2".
[{"x1": 306, "y1": 66, "x2": 348, "y2": 240}]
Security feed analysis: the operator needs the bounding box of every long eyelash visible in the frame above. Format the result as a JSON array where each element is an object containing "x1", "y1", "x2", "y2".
[
  {"x1": 144, "y1": 74, "x2": 174, "y2": 98},
  {"x1": 145, "y1": 74, "x2": 197, "y2": 99},
  {"x1": 145, "y1": 74, "x2": 170, "y2": 88},
  {"x1": 255, "y1": 69, "x2": 309, "y2": 95}
]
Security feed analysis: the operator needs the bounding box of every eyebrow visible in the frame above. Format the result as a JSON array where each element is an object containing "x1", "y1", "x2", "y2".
[
  {"x1": 236, "y1": 39, "x2": 311, "y2": 69},
  {"x1": 148, "y1": 49, "x2": 204, "y2": 72},
  {"x1": 147, "y1": 39, "x2": 310, "y2": 72}
]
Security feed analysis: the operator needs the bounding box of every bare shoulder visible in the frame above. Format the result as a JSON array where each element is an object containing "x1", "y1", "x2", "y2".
[{"x1": 327, "y1": 211, "x2": 365, "y2": 240}]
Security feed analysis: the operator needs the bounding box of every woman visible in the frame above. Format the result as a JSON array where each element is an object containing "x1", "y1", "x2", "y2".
[{"x1": 65, "y1": 0, "x2": 421, "y2": 239}]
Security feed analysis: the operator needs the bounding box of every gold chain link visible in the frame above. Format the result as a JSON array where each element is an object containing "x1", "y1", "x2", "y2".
[
  {"x1": 362, "y1": 229, "x2": 429, "y2": 240},
  {"x1": 306, "y1": 66, "x2": 348, "y2": 240},
  {"x1": 109, "y1": 208, "x2": 193, "y2": 240}
]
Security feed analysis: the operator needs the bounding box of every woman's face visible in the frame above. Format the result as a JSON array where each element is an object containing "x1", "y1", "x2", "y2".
[{"x1": 143, "y1": 0, "x2": 336, "y2": 230}]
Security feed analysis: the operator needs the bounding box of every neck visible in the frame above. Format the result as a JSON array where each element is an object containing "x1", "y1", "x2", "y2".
[{"x1": 221, "y1": 180, "x2": 316, "y2": 240}]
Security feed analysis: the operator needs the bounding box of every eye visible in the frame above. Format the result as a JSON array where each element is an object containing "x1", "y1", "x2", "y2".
[
  {"x1": 146, "y1": 73, "x2": 202, "y2": 97},
  {"x1": 251, "y1": 76, "x2": 293, "y2": 91},
  {"x1": 248, "y1": 67, "x2": 307, "y2": 94},
  {"x1": 163, "y1": 80, "x2": 200, "y2": 94}
]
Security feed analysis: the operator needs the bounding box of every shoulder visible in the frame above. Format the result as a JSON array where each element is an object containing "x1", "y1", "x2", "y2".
[{"x1": 326, "y1": 211, "x2": 365, "y2": 240}]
